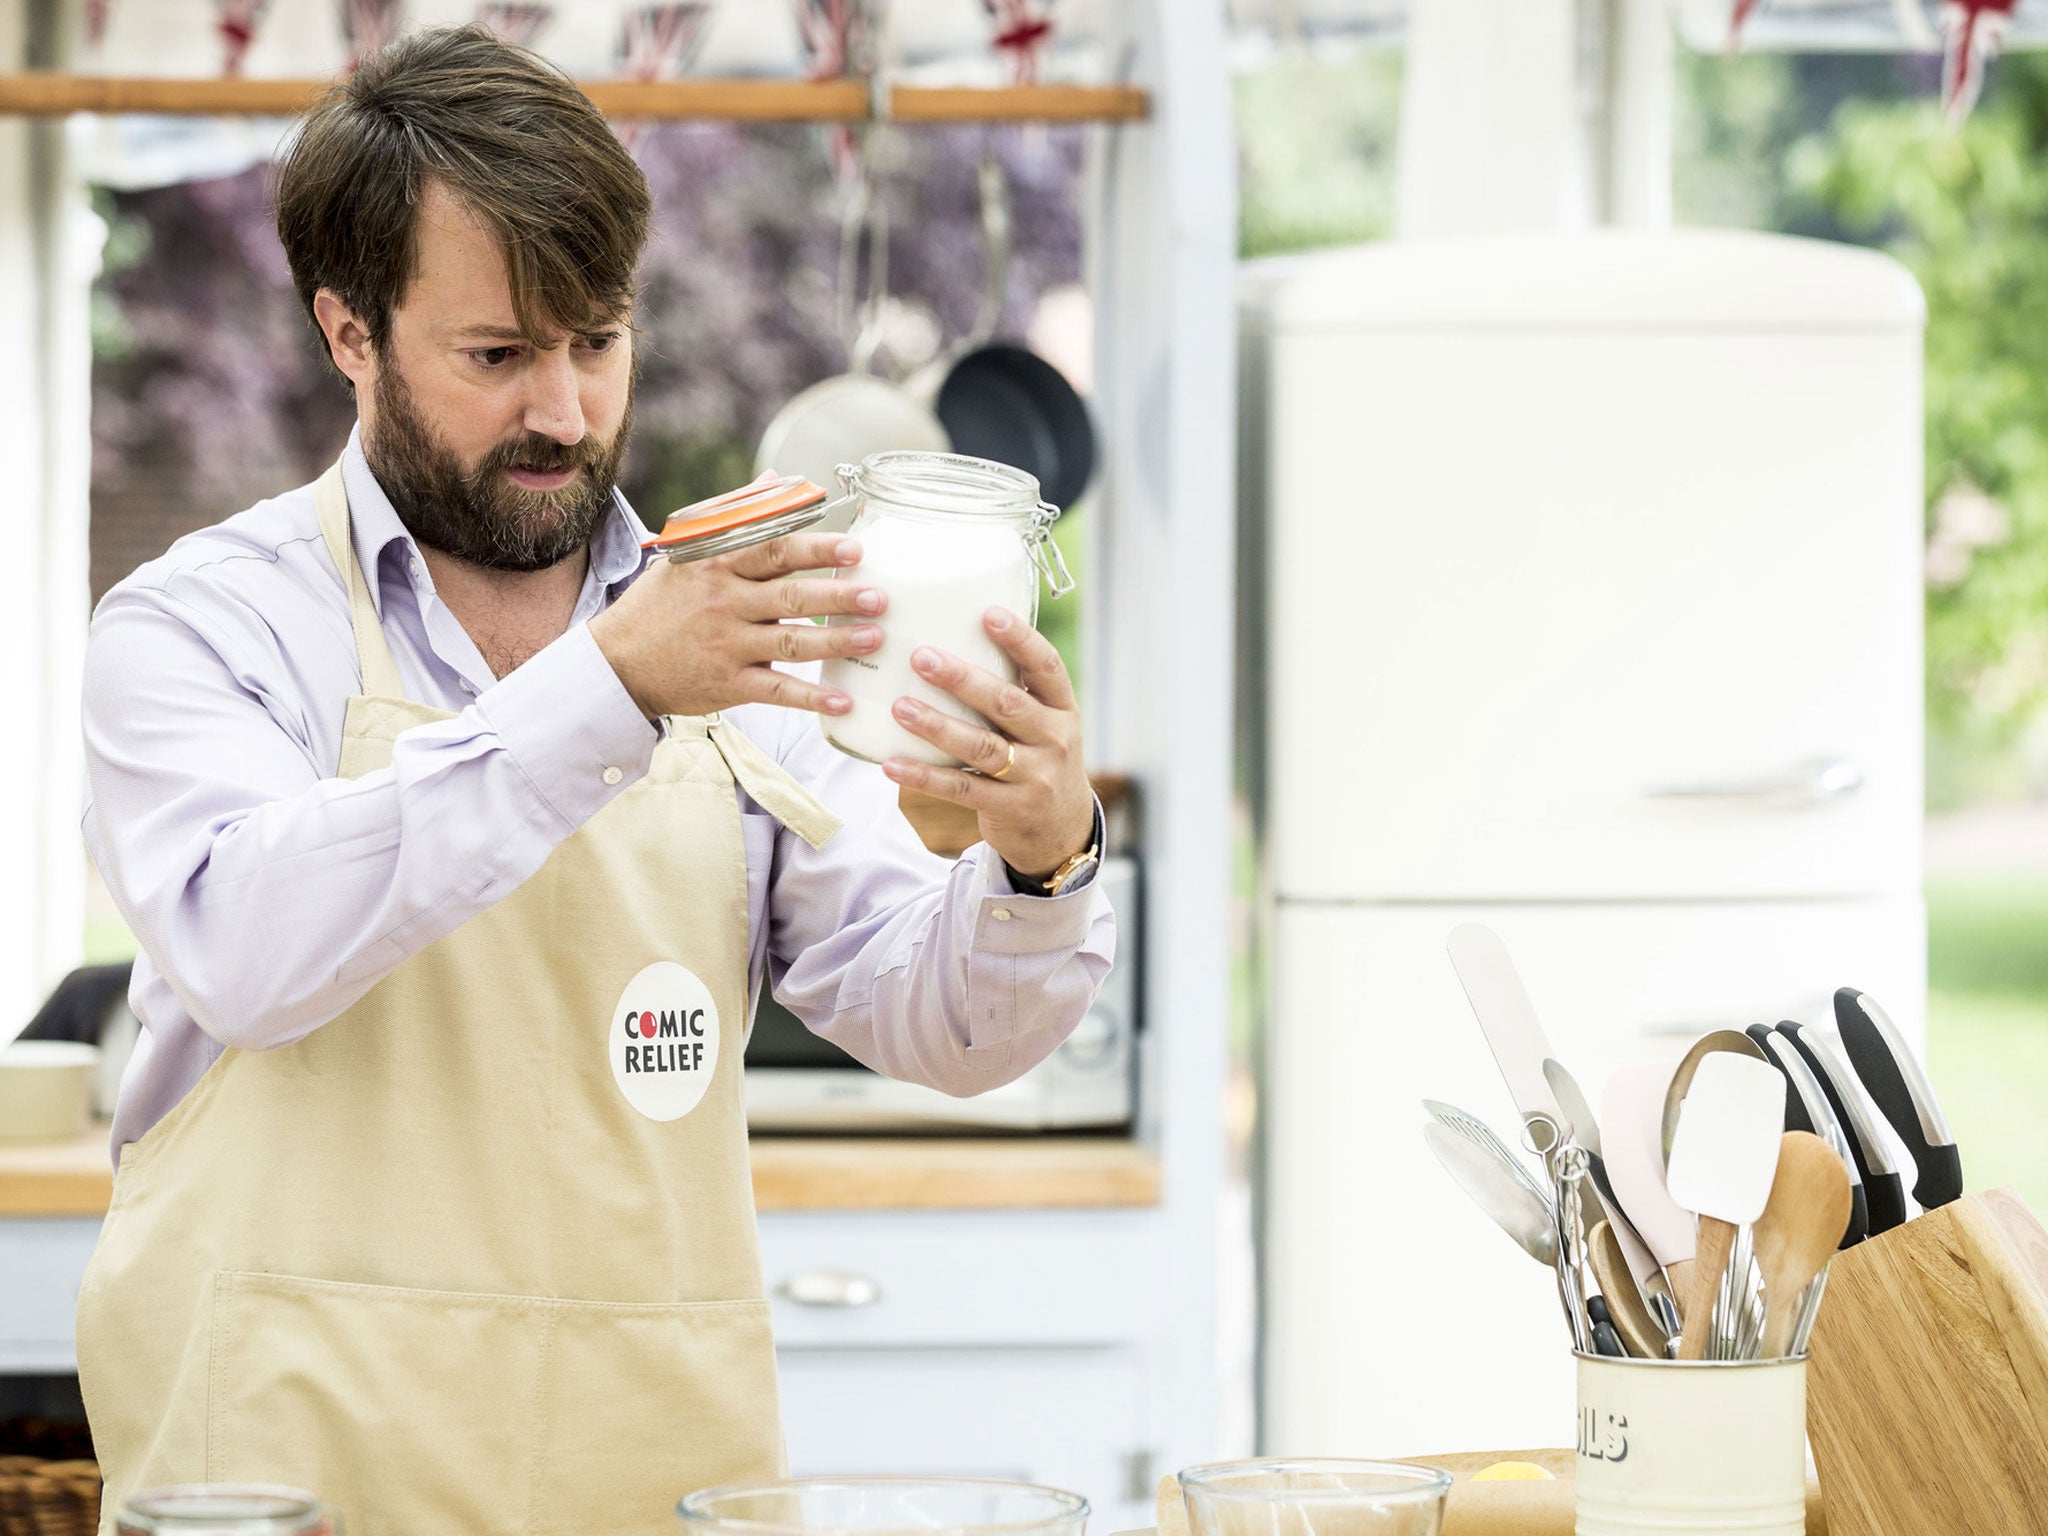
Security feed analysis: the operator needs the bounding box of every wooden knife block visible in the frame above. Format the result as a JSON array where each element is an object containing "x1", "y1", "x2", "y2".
[{"x1": 1806, "y1": 1187, "x2": 2048, "y2": 1535}]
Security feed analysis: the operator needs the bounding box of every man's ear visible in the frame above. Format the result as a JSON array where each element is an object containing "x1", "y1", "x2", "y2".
[{"x1": 312, "y1": 290, "x2": 374, "y2": 390}]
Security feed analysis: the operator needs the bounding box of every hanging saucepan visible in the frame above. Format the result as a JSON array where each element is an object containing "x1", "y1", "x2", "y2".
[
  {"x1": 922, "y1": 154, "x2": 1097, "y2": 512},
  {"x1": 755, "y1": 143, "x2": 950, "y2": 539}
]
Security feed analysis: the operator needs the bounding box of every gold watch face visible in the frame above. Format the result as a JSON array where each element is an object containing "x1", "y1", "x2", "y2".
[{"x1": 1046, "y1": 849, "x2": 1100, "y2": 893}]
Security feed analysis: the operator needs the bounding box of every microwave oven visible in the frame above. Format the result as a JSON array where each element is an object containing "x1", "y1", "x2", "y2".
[{"x1": 742, "y1": 856, "x2": 1138, "y2": 1133}]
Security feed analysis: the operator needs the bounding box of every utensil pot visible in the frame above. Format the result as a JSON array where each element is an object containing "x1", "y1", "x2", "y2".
[{"x1": 1575, "y1": 1354, "x2": 1806, "y2": 1535}]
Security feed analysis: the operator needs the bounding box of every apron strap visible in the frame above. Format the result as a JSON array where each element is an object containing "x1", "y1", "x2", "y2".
[
  {"x1": 315, "y1": 459, "x2": 407, "y2": 701},
  {"x1": 704, "y1": 717, "x2": 843, "y2": 851}
]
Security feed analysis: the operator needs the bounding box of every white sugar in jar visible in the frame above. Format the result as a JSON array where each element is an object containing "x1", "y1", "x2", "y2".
[{"x1": 821, "y1": 451, "x2": 1074, "y2": 768}]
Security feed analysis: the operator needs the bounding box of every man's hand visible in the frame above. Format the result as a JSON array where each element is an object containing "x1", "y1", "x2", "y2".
[
  {"x1": 590, "y1": 531, "x2": 886, "y2": 719},
  {"x1": 880, "y1": 607, "x2": 1095, "y2": 883}
]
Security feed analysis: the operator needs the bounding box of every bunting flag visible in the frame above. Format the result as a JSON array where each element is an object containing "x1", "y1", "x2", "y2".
[
  {"x1": 982, "y1": 0, "x2": 1055, "y2": 85},
  {"x1": 1941, "y1": 0, "x2": 2018, "y2": 122},
  {"x1": 793, "y1": 0, "x2": 881, "y2": 181},
  {"x1": 1727, "y1": 0, "x2": 1763, "y2": 51},
  {"x1": 614, "y1": 4, "x2": 714, "y2": 154},
  {"x1": 476, "y1": 3, "x2": 553, "y2": 46},
  {"x1": 340, "y1": 0, "x2": 408, "y2": 71},
  {"x1": 215, "y1": 0, "x2": 274, "y2": 77}
]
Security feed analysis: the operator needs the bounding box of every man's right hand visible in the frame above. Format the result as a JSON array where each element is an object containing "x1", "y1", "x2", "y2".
[{"x1": 589, "y1": 531, "x2": 885, "y2": 720}]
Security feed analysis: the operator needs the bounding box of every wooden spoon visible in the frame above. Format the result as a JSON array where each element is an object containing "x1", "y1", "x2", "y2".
[
  {"x1": 1586, "y1": 1220, "x2": 1666, "y2": 1358},
  {"x1": 1756, "y1": 1130, "x2": 1854, "y2": 1359}
]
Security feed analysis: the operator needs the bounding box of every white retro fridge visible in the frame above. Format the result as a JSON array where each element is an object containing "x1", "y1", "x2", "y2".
[{"x1": 1241, "y1": 231, "x2": 1927, "y2": 1454}]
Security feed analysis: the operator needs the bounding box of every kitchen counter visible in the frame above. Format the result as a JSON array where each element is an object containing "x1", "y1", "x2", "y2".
[{"x1": 0, "y1": 1128, "x2": 1163, "y2": 1218}]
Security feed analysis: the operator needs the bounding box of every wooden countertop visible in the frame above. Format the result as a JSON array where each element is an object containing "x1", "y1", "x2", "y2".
[{"x1": 0, "y1": 1128, "x2": 1162, "y2": 1219}]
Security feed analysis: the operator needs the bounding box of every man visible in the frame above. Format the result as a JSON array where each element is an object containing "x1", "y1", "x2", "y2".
[{"x1": 75, "y1": 26, "x2": 1112, "y2": 1536}]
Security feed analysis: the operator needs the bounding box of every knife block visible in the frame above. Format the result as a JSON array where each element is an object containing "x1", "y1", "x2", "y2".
[{"x1": 1805, "y1": 1187, "x2": 2048, "y2": 1535}]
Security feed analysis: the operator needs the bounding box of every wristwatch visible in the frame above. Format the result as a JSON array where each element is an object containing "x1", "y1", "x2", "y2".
[{"x1": 1004, "y1": 800, "x2": 1105, "y2": 897}]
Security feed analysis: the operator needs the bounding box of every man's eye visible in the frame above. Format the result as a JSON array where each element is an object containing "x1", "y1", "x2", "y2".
[
  {"x1": 581, "y1": 332, "x2": 621, "y2": 353},
  {"x1": 470, "y1": 346, "x2": 520, "y2": 368}
]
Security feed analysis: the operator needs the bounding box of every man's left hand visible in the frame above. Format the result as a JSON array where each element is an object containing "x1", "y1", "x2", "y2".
[{"x1": 881, "y1": 606, "x2": 1095, "y2": 884}]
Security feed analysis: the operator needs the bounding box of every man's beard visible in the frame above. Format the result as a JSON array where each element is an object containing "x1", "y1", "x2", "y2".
[{"x1": 365, "y1": 362, "x2": 632, "y2": 574}]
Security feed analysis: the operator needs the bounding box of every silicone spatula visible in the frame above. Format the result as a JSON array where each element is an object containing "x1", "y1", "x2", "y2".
[
  {"x1": 1667, "y1": 1051, "x2": 1788, "y2": 1360},
  {"x1": 1600, "y1": 1061, "x2": 1698, "y2": 1324}
]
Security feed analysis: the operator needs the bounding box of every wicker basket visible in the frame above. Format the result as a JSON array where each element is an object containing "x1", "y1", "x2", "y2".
[{"x1": 0, "y1": 1455, "x2": 102, "y2": 1536}]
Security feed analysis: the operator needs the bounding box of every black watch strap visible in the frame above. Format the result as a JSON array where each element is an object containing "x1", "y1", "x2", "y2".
[{"x1": 1002, "y1": 798, "x2": 1106, "y2": 897}]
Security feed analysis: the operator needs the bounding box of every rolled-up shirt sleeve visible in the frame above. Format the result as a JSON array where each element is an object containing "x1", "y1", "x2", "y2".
[
  {"x1": 82, "y1": 583, "x2": 656, "y2": 1053},
  {"x1": 759, "y1": 697, "x2": 1116, "y2": 1097}
]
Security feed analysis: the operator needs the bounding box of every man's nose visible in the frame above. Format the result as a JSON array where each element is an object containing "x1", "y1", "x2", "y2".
[{"x1": 522, "y1": 348, "x2": 586, "y2": 445}]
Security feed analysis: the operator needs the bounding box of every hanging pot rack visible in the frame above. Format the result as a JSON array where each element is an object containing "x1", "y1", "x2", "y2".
[{"x1": 0, "y1": 73, "x2": 1147, "y2": 122}]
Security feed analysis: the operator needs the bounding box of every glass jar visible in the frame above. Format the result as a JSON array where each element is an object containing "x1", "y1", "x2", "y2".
[
  {"x1": 1178, "y1": 1460, "x2": 1452, "y2": 1536},
  {"x1": 820, "y1": 451, "x2": 1074, "y2": 767},
  {"x1": 678, "y1": 1476, "x2": 1088, "y2": 1536},
  {"x1": 116, "y1": 1486, "x2": 338, "y2": 1535}
]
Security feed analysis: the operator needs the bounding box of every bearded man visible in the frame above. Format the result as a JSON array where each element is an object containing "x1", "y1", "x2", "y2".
[{"x1": 74, "y1": 26, "x2": 1112, "y2": 1536}]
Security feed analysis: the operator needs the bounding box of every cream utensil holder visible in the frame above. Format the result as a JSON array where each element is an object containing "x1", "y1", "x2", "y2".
[{"x1": 1575, "y1": 1354, "x2": 1807, "y2": 1536}]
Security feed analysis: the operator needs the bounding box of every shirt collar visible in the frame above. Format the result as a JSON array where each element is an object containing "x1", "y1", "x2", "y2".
[{"x1": 338, "y1": 422, "x2": 650, "y2": 617}]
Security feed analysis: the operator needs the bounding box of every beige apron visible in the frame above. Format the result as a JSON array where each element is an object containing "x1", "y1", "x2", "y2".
[{"x1": 77, "y1": 462, "x2": 841, "y2": 1536}]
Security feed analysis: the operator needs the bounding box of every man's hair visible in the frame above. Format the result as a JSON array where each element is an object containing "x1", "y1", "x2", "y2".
[{"x1": 273, "y1": 24, "x2": 651, "y2": 365}]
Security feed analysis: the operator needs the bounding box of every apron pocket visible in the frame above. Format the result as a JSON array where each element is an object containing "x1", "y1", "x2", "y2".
[
  {"x1": 532, "y1": 1296, "x2": 784, "y2": 1536},
  {"x1": 207, "y1": 1270, "x2": 551, "y2": 1536}
]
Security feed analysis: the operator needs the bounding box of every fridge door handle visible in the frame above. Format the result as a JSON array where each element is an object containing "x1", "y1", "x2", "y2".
[
  {"x1": 774, "y1": 1268, "x2": 884, "y2": 1309},
  {"x1": 1643, "y1": 755, "x2": 1864, "y2": 809}
]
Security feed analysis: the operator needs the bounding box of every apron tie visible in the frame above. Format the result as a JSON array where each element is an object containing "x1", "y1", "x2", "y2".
[{"x1": 701, "y1": 716, "x2": 843, "y2": 851}]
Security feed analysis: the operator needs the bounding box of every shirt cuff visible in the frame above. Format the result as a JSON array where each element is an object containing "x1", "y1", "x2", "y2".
[
  {"x1": 998, "y1": 796, "x2": 1107, "y2": 897},
  {"x1": 475, "y1": 621, "x2": 657, "y2": 836}
]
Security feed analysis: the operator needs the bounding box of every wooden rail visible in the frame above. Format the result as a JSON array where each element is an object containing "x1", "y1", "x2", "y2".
[{"x1": 0, "y1": 74, "x2": 1150, "y2": 123}]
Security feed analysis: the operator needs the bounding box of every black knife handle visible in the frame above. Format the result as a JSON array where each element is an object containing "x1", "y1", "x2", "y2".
[
  {"x1": 1835, "y1": 989, "x2": 1964, "y2": 1209},
  {"x1": 1778, "y1": 1024, "x2": 1882, "y2": 1182},
  {"x1": 1913, "y1": 1143, "x2": 1964, "y2": 1212},
  {"x1": 1862, "y1": 1170, "x2": 1909, "y2": 1236},
  {"x1": 1752, "y1": 1025, "x2": 1816, "y2": 1135},
  {"x1": 1843, "y1": 1178, "x2": 1869, "y2": 1249},
  {"x1": 1774, "y1": 1022, "x2": 1909, "y2": 1236},
  {"x1": 1587, "y1": 1296, "x2": 1626, "y2": 1358}
]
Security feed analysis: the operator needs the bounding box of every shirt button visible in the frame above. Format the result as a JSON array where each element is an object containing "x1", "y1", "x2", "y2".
[
  {"x1": 601, "y1": 765, "x2": 623, "y2": 786},
  {"x1": 991, "y1": 908, "x2": 1013, "y2": 922}
]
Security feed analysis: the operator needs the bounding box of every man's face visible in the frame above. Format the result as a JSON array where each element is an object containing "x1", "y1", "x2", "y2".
[{"x1": 355, "y1": 182, "x2": 636, "y2": 572}]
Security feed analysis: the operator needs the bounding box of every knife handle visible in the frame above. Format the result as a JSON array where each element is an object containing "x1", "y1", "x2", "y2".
[
  {"x1": 1587, "y1": 1296, "x2": 1627, "y2": 1358},
  {"x1": 1913, "y1": 1143, "x2": 1964, "y2": 1211},
  {"x1": 1843, "y1": 1179, "x2": 1869, "y2": 1249},
  {"x1": 1864, "y1": 1169, "x2": 1909, "y2": 1235},
  {"x1": 1833, "y1": 991, "x2": 1963, "y2": 1209}
]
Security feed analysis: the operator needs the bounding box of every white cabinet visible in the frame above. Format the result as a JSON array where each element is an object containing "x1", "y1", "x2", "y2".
[
  {"x1": 1263, "y1": 899, "x2": 1925, "y2": 1456},
  {"x1": 760, "y1": 1209, "x2": 1167, "y2": 1533},
  {"x1": 0, "y1": 1218, "x2": 99, "y2": 1374}
]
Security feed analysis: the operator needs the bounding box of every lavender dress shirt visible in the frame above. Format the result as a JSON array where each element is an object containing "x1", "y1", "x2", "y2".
[{"x1": 83, "y1": 428, "x2": 1114, "y2": 1160}]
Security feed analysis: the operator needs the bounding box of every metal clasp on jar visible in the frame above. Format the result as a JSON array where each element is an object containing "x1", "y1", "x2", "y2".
[{"x1": 1029, "y1": 500, "x2": 1076, "y2": 596}]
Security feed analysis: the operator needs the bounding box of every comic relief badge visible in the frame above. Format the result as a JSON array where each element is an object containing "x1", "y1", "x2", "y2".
[{"x1": 610, "y1": 961, "x2": 720, "y2": 1121}]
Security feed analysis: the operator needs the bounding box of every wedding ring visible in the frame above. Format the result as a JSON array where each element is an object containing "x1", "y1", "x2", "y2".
[{"x1": 990, "y1": 741, "x2": 1017, "y2": 780}]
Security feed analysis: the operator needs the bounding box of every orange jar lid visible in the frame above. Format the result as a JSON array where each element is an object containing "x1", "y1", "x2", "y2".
[{"x1": 642, "y1": 475, "x2": 830, "y2": 563}]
